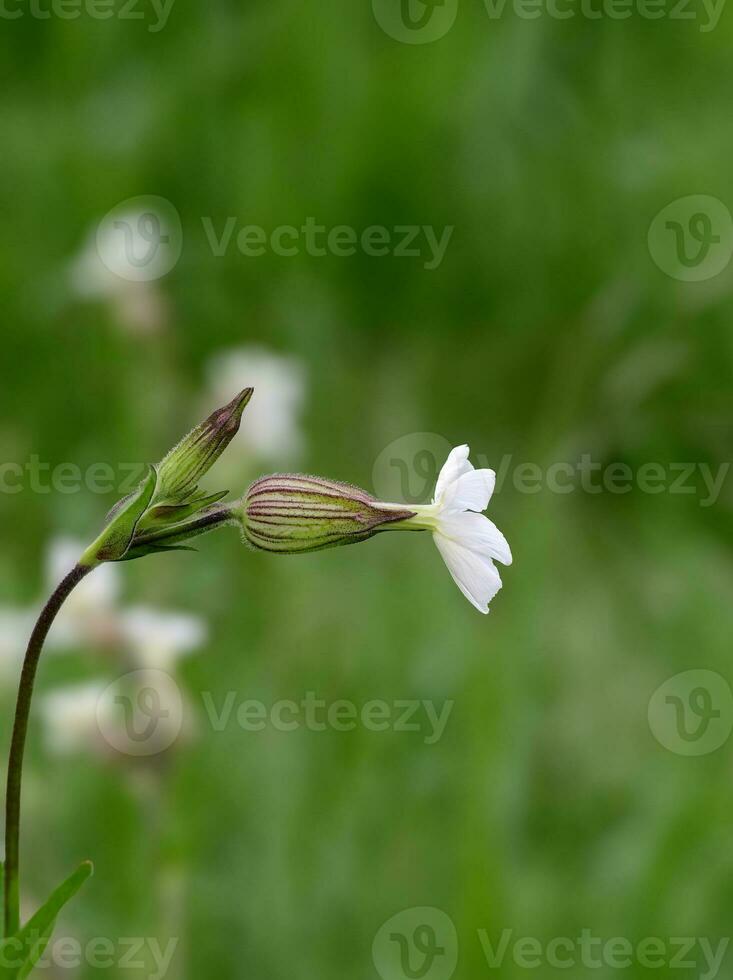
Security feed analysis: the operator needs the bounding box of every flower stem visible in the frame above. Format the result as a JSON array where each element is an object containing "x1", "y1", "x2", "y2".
[{"x1": 3, "y1": 563, "x2": 93, "y2": 938}]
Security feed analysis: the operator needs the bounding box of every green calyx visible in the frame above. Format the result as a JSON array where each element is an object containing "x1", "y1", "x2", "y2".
[
  {"x1": 156, "y1": 388, "x2": 253, "y2": 500},
  {"x1": 239, "y1": 475, "x2": 417, "y2": 555},
  {"x1": 81, "y1": 390, "x2": 252, "y2": 566}
]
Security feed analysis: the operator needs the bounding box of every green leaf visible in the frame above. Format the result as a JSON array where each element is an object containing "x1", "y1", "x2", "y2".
[
  {"x1": 14, "y1": 924, "x2": 53, "y2": 980},
  {"x1": 119, "y1": 543, "x2": 199, "y2": 560},
  {"x1": 136, "y1": 489, "x2": 229, "y2": 534},
  {"x1": 81, "y1": 466, "x2": 158, "y2": 565},
  {"x1": 0, "y1": 862, "x2": 93, "y2": 978}
]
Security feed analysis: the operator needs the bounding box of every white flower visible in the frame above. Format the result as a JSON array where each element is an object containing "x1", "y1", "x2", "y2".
[
  {"x1": 205, "y1": 347, "x2": 307, "y2": 463},
  {"x1": 44, "y1": 537, "x2": 122, "y2": 651},
  {"x1": 119, "y1": 607, "x2": 207, "y2": 671},
  {"x1": 383, "y1": 445, "x2": 512, "y2": 614},
  {"x1": 39, "y1": 682, "x2": 111, "y2": 755},
  {"x1": 40, "y1": 673, "x2": 193, "y2": 760},
  {"x1": 69, "y1": 216, "x2": 167, "y2": 335}
]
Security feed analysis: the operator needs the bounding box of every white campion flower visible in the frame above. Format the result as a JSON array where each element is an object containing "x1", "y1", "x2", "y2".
[
  {"x1": 387, "y1": 445, "x2": 512, "y2": 614},
  {"x1": 237, "y1": 445, "x2": 512, "y2": 615},
  {"x1": 205, "y1": 347, "x2": 306, "y2": 464},
  {"x1": 68, "y1": 214, "x2": 167, "y2": 335},
  {"x1": 118, "y1": 607, "x2": 207, "y2": 671}
]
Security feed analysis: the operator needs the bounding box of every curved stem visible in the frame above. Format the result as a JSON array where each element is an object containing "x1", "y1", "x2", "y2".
[{"x1": 3, "y1": 563, "x2": 93, "y2": 937}]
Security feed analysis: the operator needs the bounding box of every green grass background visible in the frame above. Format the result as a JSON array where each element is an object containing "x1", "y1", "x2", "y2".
[{"x1": 2, "y1": 1, "x2": 733, "y2": 977}]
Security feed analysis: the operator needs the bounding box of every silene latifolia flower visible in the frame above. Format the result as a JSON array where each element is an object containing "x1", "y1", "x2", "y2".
[
  {"x1": 2, "y1": 388, "x2": 513, "y2": 964},
  {"x1": 237, "y1": 445, "x2": 512, "y2": 614}
]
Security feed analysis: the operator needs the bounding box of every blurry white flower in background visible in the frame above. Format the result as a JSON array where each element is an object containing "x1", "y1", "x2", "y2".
[
  {"x1": 45, "y1": 537, "x2": 123, "y2": 651},
  {"x1": 205, "y1": 346, "x2": 307, "y2": 465},
  {"x1": 41, "y1": 671, "x2": 194, "y2": 761},
  {"x1": 40, "y1": 538, "x2": 208, "y2": 667},
  {"x1": 119, "y1": 607, "x2": 207, "y2": 672},
  {"x1": 68, "y1": 212, "x2": 169, "y2": 335},
  {"x1": 39, "y1": 681, "x2": 111, "y2": 756},
  {"x1": 3, "y1": 535, "x2": 207, "y2": 765}
]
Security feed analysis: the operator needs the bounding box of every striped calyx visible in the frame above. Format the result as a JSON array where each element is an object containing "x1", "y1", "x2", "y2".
[{"x1": 239, "y1": 476, "x2": 416, "y2": 554}]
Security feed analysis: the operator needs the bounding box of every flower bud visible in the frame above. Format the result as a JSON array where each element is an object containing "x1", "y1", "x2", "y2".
[
  {"x1": 156, "y1": 388, "x2": 253, "y2": 501},
  {"x1": 238, "y1": 475, "x2": 416, "y2": 553}
]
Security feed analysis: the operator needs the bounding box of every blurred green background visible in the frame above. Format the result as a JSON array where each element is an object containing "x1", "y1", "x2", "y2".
[{"x1": 2, "y1": 1, "x2": 733, "y2": 977}]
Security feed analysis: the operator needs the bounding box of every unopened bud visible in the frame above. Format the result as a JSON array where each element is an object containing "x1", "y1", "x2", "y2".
[
  {"x1": 157, "y1": 388, "x2": 253, "y2": 501},
  {"x1": 238, "y1": 475, "x2": 416, "y2": 554}
]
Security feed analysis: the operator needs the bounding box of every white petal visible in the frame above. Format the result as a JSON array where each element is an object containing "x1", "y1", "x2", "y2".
[
  {"x1": 206, "y1": 347, "x2": 307, "y2": 463},
  {"x1": 434, "y1": 445, "x2": 473, "y2": 503},
  {"x1": 438, "y1": 512, "x2": 512, "y2": 566},
  {"x1": 433, "y1": 534, "x2": 503, "y2": 614},
  {"x1": 441, "y1": 468, "x2": 496, "y2": 514}
]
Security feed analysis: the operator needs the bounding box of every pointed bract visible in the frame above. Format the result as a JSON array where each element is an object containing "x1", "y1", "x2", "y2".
[
  {"x1": 83, "y1": 391, "x2": 254, "y2": 566},
  {"x1": 156, "y1": 388, "x2": 253, "y2": 502},
  {"x1": 81, "y1": 465, "x2": 158, "y2": 566}
]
